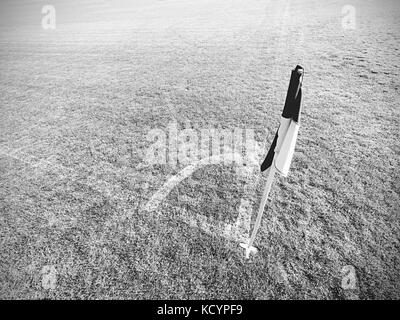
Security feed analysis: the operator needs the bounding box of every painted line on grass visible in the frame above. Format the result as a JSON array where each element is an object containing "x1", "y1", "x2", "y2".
[{"x1": 144, "y1": 152, "x2": 260, "y2": 243}]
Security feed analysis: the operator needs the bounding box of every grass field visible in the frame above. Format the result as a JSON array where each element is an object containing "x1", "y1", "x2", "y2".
[{"x1": 0, "y1": 0, "x2": 399, "y2": 299}]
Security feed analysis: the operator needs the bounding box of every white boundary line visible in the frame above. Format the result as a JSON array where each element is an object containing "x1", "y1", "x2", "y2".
[{"x1": 144, "y1": 152, "x2": 260, "y2": 243}]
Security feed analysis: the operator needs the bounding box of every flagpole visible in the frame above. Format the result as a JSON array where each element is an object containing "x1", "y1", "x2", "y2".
[{"x1": 240, "y1": 164, "x2": 276, "y2": 259}]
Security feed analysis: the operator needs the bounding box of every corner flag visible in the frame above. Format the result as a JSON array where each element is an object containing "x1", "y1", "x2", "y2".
[{"x1": 240, "y1": 65, "x2": 304, "y2": 258}]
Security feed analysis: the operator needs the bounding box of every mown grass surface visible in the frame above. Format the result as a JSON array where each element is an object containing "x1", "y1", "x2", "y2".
[{"x1": 0, "y1": 0, "x2": 399, "y2": 299}]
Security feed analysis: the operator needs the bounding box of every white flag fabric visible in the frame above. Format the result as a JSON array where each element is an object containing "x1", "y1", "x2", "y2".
[
  {"x1": 275, "y1": 117, "x2": 291, "y2": 155},
  {"x1": 275, "y1": 120, "x2": 299, "y2": 177}
]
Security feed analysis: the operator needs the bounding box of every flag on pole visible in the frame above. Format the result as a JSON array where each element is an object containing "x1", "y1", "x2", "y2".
[
  {"x1": 240, "y1": 65, "x2": 304, "y2": 259},
  {"x1": 261, "y1": 65, "x2": 304, "y2": 177}
]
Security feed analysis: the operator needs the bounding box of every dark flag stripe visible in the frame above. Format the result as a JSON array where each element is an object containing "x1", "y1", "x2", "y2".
[
  {"x1": 260, "y1": 131, "x2": 278, "y2": 172},
  {"x1": 282, "y1": 65, "x2": 304, "y2": 123}
]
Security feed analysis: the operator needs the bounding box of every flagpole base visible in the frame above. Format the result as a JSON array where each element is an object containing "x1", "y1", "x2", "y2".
[{"x1": 239, "y1": 243, "x2": 258, "y2": 259}]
